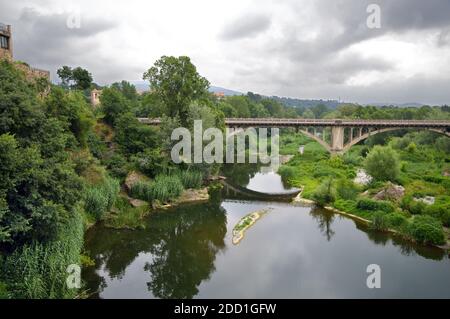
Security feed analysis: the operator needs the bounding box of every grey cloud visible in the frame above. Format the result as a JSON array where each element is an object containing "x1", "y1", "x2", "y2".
[
  {"x1": 4, "y1": 6, "x2": 117, "y2": 82},
  {"x1": 220, "y1": 14, "x2": 271, "y2": 40}
]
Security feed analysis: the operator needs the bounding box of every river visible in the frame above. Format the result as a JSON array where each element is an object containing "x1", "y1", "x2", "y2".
[{"x1": 83, "y1": 164, "x2": 450, "y2": 298}]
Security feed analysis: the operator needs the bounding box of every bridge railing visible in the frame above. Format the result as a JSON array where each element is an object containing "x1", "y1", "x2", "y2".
[{"x1": 138, "y1": 117, "x2": 450, "y2": 127}]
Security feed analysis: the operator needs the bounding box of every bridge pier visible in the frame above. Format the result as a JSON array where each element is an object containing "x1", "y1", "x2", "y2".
[{"x1": 331, "y1": 126, "x2": 345, "y2": 153}]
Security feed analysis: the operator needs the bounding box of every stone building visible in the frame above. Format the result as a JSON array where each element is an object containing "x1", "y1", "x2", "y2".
[
  {"x1": 0, "y1": 23, "x2": 12, "y2": 60},
  {"x1": 0, "y1": 23, "x2": 50, "y2": 81}
]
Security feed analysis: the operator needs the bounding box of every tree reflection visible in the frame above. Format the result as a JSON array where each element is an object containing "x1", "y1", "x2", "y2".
[
  {"x1": 83, "y1": 202, "x2": 227, "y2": 298},
  {"x1": 221, "y1": 163, "x2": 261, "y2": 187},
  {"x1": 144, "y1": 204, "x2": 227, "y2": 298},
  {"x1": 309, "y1": 206, "x2": 335, "y2": 241}
]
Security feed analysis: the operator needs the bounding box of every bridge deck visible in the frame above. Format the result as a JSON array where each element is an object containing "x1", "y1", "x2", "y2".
[{"x1": 138, "y1": 118, "x2": 450, "y2": 128}]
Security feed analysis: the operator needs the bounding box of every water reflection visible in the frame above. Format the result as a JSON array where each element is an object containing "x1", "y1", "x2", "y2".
[
  {"x1": 84, "y1": 202, "x2": 227, "y2": 298},
  {"x1": 83, "y1": 164, "x2": 450, "y2": 298},
  {"x1": 309, "y1": 207, "x2": 336, "y2": 241}
]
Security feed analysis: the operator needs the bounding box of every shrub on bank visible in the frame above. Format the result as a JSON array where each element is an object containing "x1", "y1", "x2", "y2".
[
  {"x1": 336, "y1": 179, "x2": 359, "y2": 200},
  {"x1": 356, "y1": 198, "x2": 395, "y2": 214},
  {"x1": 385, "y1": 212, "x2": 408, "y2": 229},
  {"x1": 406, "y1": 215, "x2": 446, "y2": 246},
  {"x1": 278, "y1": 166, "x2": 296, "y2": 184},
  {"x1": 312, "y1": 179, "x2": 336, "y2": 206},
  {"x1": 425, "y1": 203, "x2": 450, "y2": 227},
  {"x1": 371, "y1": 211, "x2": 389, "y2": 231}
]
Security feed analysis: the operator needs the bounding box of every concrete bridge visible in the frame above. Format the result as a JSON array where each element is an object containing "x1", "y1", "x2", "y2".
[{"x1": 138, "y1": 117, "x2": 450, "y2": 154}]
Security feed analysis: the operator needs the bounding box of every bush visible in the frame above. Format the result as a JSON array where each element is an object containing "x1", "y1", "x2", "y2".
[
  {"x1": 356, "y1": 198, "x2": 395, "y2": 213},
  {"x1": 84, "y1": 176, "x2": 119, "y2": 220},
  {"x1": 336, "y1": 179, "x2": 358, "y2": 200},
  {"x1": 312, "y1": 179, "x2": 336, "y2": 206},
  {"x1": 364, "y1": 146, "x2": 400, "y2": 182},
  {"x1": 385, "y1": 212, "x2": 408, "y2": 228},
  {"x1": 278, "y1": 166, "x2": 296, "y2": 183},
  {"x1": 407, "y1": 215, "x2": 445, "y2": 246},
  {"x1": 0, "y1": 282, "x2": 9, "y2": 299},
  {"x1": 425, "y1": 204, "x2": 450, "y2": 227},
  {"x1": 371, "y1": 211, "x2": 389, "y2": 231},
  {"x1": 408, "y1": 200, "x2": 427, "y2": 215},
  {"x1": 105, "y1": 153, "x2": 129, "y2": 179},
  {"x1": 1, "y1": 212, "x2": 84, "y2": 298}
]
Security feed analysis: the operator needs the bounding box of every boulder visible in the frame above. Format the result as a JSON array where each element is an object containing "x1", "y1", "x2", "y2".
[
  {"x1": 129, "y1": 198, "x2": 148, "y2": 208},
  {"x1": 413, "y1": 196, "x2": 435, "y2": 205},
  {"x1": 373, "y1": 182, "x2": 405, "y2": 201},
  {"x1": 124, "y1": 170, "x2": 149, "y2": 191},
  {"x1": 354, "y1": 169, "x2": 373, "y2": 186}
]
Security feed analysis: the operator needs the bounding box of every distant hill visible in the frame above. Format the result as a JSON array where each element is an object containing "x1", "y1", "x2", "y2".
[
  {"x1": 209, "y1": 86, "x2": 242, "y2": 96},
  {"x1": 270, "y1": 96, "x2": 340, "y2": 109},
  {"x1": 367, "y1": 102, "x2": 424, "y2": 108}
]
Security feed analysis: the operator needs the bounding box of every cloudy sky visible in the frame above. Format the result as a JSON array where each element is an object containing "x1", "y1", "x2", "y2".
[{"x1": 1, "y1": 0, "x2": 450, "y2": 104}]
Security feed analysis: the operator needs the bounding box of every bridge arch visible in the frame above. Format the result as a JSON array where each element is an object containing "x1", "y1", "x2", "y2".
[
  {"x1": 297, "y1": 129, "x2": 332, "y2": 153},
  {"x1": 342, "y1": 127, "x2": 450, "y2": 153}
]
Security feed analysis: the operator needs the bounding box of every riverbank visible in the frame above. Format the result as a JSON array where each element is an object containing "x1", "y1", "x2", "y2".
[
  {"x1": 102, "y1": 187, "x2": 210, "y2": 229},
  {"x1": 293, "y1": 187, "x2": 450, "y2": 250}
]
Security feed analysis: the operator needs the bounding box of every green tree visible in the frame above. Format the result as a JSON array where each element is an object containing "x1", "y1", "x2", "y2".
[
  {"x1": 0, "y1": 60, "x2": 83, "y2": 245},
  {"x1": 111, "y1": 80, "x2": 138, "y2": 101},
  {"x1": 56, "y1": 66, "x2": 93, "y2": 90},
  {"x1": 71, "y1": 67, "x2": 93, "y2": 90},
  {"x1": 56, "y1": 66, "x2": 73, "y2": 88},
  {"x1": 44, "y1": 86, "x2": 95, "y2": 146},
  {"x1": 143, "y1": 56, "x2": 210, "y2": 124},
  {"x1": 364, "y1": 146, "x2": 400, "y2": 182},
  {"x1": 100, "y1": 87, "x2": 131, "y2": 125}
]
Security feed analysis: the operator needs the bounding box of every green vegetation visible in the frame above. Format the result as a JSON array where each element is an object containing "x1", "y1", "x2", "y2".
[
  {"x1": 150, "y1": 175, "x2": 184, "y2": 203},
  {"x1": 2, "y1": 51, "x2": 450, "y2": 299},
  {"x1": 1, "y1": 212, "x2": 84, "y2": 298},
  {"x1": 1, "y1": 56, "x2": 216, "y2": 298},
  {"x1": 84, "y1": 176, "x2": 120, "y2": 221},
  {"x1": 279, "y1": 113, "x2": 449, "y2": 247},
  {"x1": 407, "y1": 215, "x2": 446, "y2": 246},
  {"x1": 364, "y1": 146, "x2": 400, "y2": 182}
]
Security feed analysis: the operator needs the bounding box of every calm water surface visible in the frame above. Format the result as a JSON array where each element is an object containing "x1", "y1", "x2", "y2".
[{"x1": 83, "y1": 165, "x2": 450, "y2": 298}]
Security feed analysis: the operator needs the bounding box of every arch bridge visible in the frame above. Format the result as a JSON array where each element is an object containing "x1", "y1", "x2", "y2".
[{"x1": 138, "y1": 118, "x2": 450, "y2": 154}]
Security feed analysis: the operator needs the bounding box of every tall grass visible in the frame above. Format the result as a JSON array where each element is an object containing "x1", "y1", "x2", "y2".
[
  {"x1": 84, "y1": 176, "x2": 119, "y2": 220},
  {"x1": 130, "y1": 174, "x2": 185, "y2": 203},
  {"x1": 175, "y1": 170, "x2": 203, "y2": 189},
  {"x1": 151, "y1": 175, "x2": 184, "y2": 202},
  {"x1": 130, "y1": 181, "x2": 153, "y2": 202},
  {"x1": 1, "y1": 211, "x2": 84, "y2": 299}
]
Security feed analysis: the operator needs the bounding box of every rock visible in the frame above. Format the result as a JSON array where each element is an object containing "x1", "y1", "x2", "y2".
[
  {"x1": 413, "y1": 196, "x2": 435, "y2": 205},
  {"x1": 129, "y1": 198, "x2": 148, "y2": 208},
  {"x1": 373, "y1": 182, "x2": 405, "y2": 201},
  {"x1": 443, "y1": 170, "x2": 450, "y2": 177},
  {"x1": 124, "y1": 170, "x2": 149, "y2": 191},
  {"x1": 354, "y1": 169, "x2": 372, "y2": 186},
  {"x1": 175, "y1": 188, "x2": 209, "y2": 204},
  {"x1": 279, "y1": 155, "x2": 294, "y2": 165}
]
